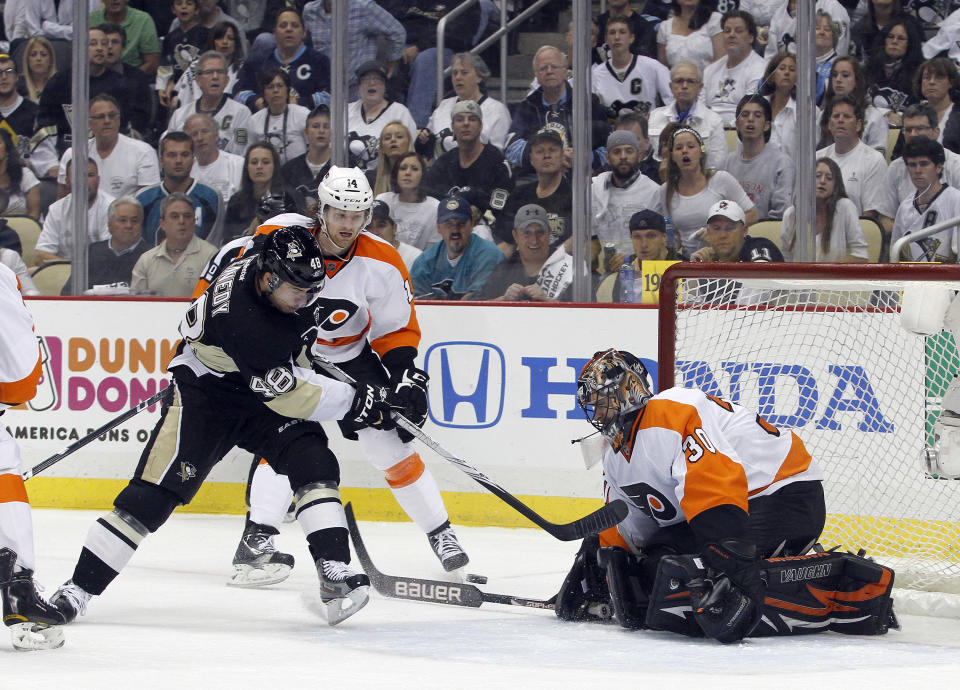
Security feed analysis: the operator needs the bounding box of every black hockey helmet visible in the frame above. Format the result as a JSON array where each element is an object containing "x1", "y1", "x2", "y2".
[
  {"x1": 257, "y1": 190, "x2": 299, "y2": 222},
  {"x1": 257, "y1": 225, "x2": 326, "y2": 296},
  {"x1": 577, "y1": 349, "x2": 653, "y2": 452}
]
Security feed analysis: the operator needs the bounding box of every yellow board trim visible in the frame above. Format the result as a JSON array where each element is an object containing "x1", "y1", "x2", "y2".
[
  {"x1": 25, "y1": 477, "x2": 607, "y2": 529},
  {"x1": 24, "y1": 478, "x2": 960, "y2": 560}
]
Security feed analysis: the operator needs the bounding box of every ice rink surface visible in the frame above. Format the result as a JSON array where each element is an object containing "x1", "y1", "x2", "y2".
[{"x1": 6, "y1": 509, "x2": 960, "y2": 689}]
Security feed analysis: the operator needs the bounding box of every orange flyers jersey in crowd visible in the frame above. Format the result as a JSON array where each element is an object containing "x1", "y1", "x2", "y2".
[
  {"x1": 0, "y1": 264, "x2": 42, "y2": 408},
  {"x1": 601, "y1": 386, "x2": 823, "y2": 553}
]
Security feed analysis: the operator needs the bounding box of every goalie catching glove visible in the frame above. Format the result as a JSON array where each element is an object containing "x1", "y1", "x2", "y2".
[
  {"x1": 389, "y1": 366, "x2": 429, "y2": 442},
  {"x1": 345, "y1": 383, "x2": 402, "y2": 431}
]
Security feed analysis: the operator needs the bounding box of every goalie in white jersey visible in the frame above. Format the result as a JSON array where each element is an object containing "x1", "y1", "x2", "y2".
[{"x1": 556, "y1": 349, "x2": 897, "y2": 642}]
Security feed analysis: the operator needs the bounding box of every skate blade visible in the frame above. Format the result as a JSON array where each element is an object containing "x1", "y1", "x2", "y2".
[
  {"x1": 9, "y1": 622, "x2": 65, "y2": 651},
  {"x1": 226, "y1": 563, "x2": 293, "y2": 588},
  {"x1": 323, "y1": 585, "x2": 370, "y2": 626}
]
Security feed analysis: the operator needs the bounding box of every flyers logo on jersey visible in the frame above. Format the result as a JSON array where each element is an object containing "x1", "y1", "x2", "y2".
[{"x1": 314, "y1": 298, "x2": 360, "y2": 331}]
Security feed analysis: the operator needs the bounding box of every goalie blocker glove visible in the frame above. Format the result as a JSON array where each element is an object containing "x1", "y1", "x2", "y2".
[
  {"x1": 345, "y1": 383, "x2": 402, "y2": 431},
  {"x1": 389, "y1": 366, "x2": 429, "y2": 443},
  {"x1": 695, "y1": 539, "x2": 765, "y2": 643}
]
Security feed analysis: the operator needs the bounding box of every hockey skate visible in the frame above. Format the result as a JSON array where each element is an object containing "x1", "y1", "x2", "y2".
[
  {"x1": 49, "y1": 580, "x2": 92, "y2": 624},
  {"x1": 228, "y1": 519, "x2": 295, "y2": 588},
  {"x1": 0, "y1": 549, "x2": 66, "y2": 651},
  {"x1": 317, "y1": 559, "x2": 370, "y2": 626},
  {"x1": 427, "y1": 521, "x2": 469, "y2": 572}
]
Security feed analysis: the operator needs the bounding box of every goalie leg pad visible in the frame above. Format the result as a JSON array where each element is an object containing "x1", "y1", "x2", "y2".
[
  {"x1": 597, "y1": 547, "x2": 648, "y2": 629},
  {"x1": 757, "y1": 551, "x2": 897, "y2": 636},
  {"x1": 555, "y1": 536, "x2": 613, "y2": 623},
  {"x1": 644, "y1": 554, "x2": 707, "y2": 638}
]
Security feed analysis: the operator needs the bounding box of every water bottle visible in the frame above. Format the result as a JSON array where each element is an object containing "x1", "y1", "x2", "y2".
[
  {"x1": 664, "y1": 217, "x2": 676, "y2": 254},
  {"x1": 619, "y1": 260, "x2": 635, "y2": 303}
]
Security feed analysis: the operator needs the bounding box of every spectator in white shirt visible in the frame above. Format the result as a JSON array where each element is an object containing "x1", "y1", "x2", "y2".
[
  {"x1": 57, "y1": 93, "x2": 160, "y2": 200},
  {"x1": 820, "y1": 56, "x2": 892, "y2": 154},
  {"x1": 34, "y1": 158, "x2": 114, "y2": 266},
  {"x1": 885, "y1": 102, "x2": 960, "y2": 211},
  {"x1": 185, "y1": 112, "x2": 244, "y2": 209},
  {"x1": 165, "y1": 51, "x2": 251, "y2": 156},
  {"x1": 591, "y1": 16, "x2": 672, "y2": 123},
  {"x1": 591, "y1": 129, "x2": 662, "y2": 269},
  {"x1": 702, "y1": 10, "x2": 766, "y2": 126},
  {"x1": 781, "y1": 156, "x2": 868, "y2": 262},
  {"x1": 661, "y1": 125, "x2": 758, "y2": 258},
  {"x1": 817, "y1": 95, "x2": 896, "y2": 230},
  {"x1": 24, "y1": 0, "x2": 99, "y2": 42},
  {"x1": 245, "y1": 68, "x2": 310, "y2": 165},
  {"x1": 420, "y1": 53, "x2": 511, "y2": 157},
  {"x1": 760, "y1": 51, "x2": 799, "y2": 159},
  {"x1": 721, "y1": 95, "x2": 794, "y2": 221},
  {"x1": 765, "y1": 0, "x2": 850, "y2": 59},
  {"x1": 648, "y1": 60, "x2": 728, "y2": 169},
  {"x1": 656, "y1": 0, "x2": 723, "y2": 72}
]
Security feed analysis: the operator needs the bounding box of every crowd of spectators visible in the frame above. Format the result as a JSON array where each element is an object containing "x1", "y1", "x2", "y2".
[{"x1": 3, "y1": 0, "x2": 960, "y2": 302}]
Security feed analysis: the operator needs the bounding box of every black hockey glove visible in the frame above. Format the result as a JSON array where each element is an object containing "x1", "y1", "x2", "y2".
[
  {"x1": 694, "y1": 539, "x2": 765, "y2": 643},
  {"x1": 389, "y1": 366, "x2": 429, "y2": 443},
  {"x1": 345, "y1": 383, "x2": 402, "y2": 431}
]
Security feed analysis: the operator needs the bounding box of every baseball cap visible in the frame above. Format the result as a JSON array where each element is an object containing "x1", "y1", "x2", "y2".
[
  {"x1": 450, "y1": 99, "x2": 482, "y2": 121},
  {"x1": 370, "y1": 199, "x2": 393, "y2": 223},
  {"x1": 514, "y1": 204, "x2": 550, "y2": 232},
  {"x1": 437, "y1": 195, "x2": 472, "y2": 224},
  {"x1": 529, "y1": 123, "x2": 567, "y2": 148},
  {"x1": 706, "y1": 199, "x2": 746, "y2": 224},
  {"x1": 629, "y1": 210, "x2": 666, "y2": 233},
  {"x1": 356, "y1": 60, "x2": 387, "y2": 81}
]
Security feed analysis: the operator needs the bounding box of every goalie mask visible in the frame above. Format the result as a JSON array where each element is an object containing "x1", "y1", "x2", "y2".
[{"x1": 577, "y1": 349, "x2": 653, "y2": 452}]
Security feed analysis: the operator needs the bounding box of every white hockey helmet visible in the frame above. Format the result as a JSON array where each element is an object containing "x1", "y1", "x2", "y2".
[{"x1": 317, "y1": 165, "x2": 373, "y2": 217}]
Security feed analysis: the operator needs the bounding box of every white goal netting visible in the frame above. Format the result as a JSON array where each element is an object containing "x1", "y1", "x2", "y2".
[{"x1": 659, "y1": 264, "x2": 960, "y2": 597}]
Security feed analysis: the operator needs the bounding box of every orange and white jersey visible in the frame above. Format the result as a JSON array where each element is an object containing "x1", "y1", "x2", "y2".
[
  {"x1": 0, "y1": 263, "x2": 42, "y2": 408},
  {"x1": 602, "y1": 386, "x2": 822, "y2": 552},
  {"x1": 254, "y1": 214, "x2": 421, "y2": 362}
]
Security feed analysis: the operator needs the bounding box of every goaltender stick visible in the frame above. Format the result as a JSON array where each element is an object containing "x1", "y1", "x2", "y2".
[
  {"x1": 50, "y1": 226, "x2": 401, "y2": 625},
  {"x1": 559, "y1": 348, "x2": 898, "y2": 642}
]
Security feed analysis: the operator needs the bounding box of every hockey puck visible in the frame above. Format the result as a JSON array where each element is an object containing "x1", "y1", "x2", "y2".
[{"x1": 465, "y1": 573, "x2": 488, "y2": 584}]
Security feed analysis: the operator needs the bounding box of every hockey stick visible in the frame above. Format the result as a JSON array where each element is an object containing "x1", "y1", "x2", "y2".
[
  {"x1": 315, "y1": 355, "x2": 627, "y2": 541},
  {"x1": 22, "y1": 385, "x2": 173, "y2": 480},
  {"x1": 345, "y1": 503, "x2": 556, "y2": 610}
]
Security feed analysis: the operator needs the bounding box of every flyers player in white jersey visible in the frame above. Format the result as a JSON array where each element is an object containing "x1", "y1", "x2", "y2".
[
  {"x1": 553, "y1": 349, "x2": 897, "y2": 642},
  {"x1": 0, "y1": 263, "x2": 66, "y2": 650},
  {"x1": 195, "y1": 166, "x2": 469, "y2": 586}
]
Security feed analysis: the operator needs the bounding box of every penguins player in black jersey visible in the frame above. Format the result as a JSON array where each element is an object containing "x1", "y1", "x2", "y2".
[{"x1": 50, "y1": 226, "x2": 400, "y2": 626}]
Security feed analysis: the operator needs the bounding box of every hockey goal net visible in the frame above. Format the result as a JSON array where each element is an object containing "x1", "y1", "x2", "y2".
[{"x1": 658, "y1": 263, "x2": 960, "y2": 601}]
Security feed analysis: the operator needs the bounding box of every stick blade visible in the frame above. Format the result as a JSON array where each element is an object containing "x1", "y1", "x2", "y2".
[
  {"x1": 344, "y1": 503, "x2": 484, "y2": 608},
  {"x1": 542, "y1": 499, "x2": 629, "y2": 541}
]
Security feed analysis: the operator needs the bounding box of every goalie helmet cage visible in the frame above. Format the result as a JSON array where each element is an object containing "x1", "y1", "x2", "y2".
[{"x1": 658, "y1": 262, "x2": 960, "y2": 606}]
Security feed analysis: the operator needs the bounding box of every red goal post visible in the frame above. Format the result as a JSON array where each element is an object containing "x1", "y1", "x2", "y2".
[{"x1": 658, "y1": 262, "x2": 960, "y2": 603}]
